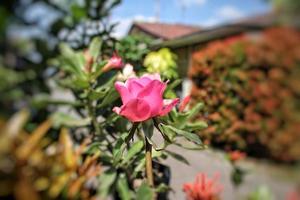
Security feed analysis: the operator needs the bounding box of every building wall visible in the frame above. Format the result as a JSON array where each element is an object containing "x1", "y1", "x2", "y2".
[{"x1": 172, "y1": 43, "x2": 203, "y2": 78}]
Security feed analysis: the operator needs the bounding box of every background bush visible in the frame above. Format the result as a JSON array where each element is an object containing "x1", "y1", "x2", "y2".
[{"x1": 189, "y1": 27, "x2": 300, "y2": 162}]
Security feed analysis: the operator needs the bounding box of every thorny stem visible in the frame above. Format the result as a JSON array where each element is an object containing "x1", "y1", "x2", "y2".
[{"x1": 145, "y1": 136, "x2": 154, "y2": 187}]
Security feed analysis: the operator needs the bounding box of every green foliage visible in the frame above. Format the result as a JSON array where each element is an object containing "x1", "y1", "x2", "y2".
[
  {"x1": 248, "y1": 185, "x2": 274, "y2": 200},
  {"x1": 116, "y1": 35, "x2": 152, "y2": 65},
  {"x1": 136, "y1": 182, "x2": 154, "y2": 200},
  {"x1": 144, "y1": 48, "x2": 178, "y2": 79}
]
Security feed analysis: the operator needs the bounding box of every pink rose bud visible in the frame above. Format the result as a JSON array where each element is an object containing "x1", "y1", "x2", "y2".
[
  {"x1": 179, "y1": 95, "x2": 191, "y2": 112},
  {"x1": 102, "y1": 53, "x2": 123, "y2": 72},
  {"x1": 113, "y1": 74, "x2": 180, "y2": 122},
  {"x1": 183, "y1": 172, "x2": 223, "y2": 200}
]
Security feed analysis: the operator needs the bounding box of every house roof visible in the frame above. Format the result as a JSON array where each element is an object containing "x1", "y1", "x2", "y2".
[
  {"x1": 152, "y1": 12, "x2": 277, "y2": 49},
  {"x1": 129, "y1": 22, "x2": 201, "y2": 40},
  {"x1": 233, "y1": 12, "x2": 278, "y2": 27}
]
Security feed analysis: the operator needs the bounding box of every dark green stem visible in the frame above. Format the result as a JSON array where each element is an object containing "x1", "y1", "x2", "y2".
[{"x1": 125, "y1": 122, "x2": 139, "y2": 145}]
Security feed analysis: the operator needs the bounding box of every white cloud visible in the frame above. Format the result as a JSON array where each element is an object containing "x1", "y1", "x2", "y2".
[
  {"x1": 200, "y1": 5, "x2": 245, "y2": 27},
  {"x1": 175, "y1": 0, "x2": 206, "y2": 8},
  {"x1": 111, "y1": 15, "x2": 157, "y2": 38},
  {"x1": 218, "y1": 5, "x2": 245, "y2": 20},
  {"x1": 201, "y1": 18, "x2": 220, "y2": 27}
]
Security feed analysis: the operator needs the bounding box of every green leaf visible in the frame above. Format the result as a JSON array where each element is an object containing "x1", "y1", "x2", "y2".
[
  {"x1": 113, "y1": 137, "x2": 126, "y2": 165},
  {"x1": 248, "y1": 185, "x2": 274, "y2": 200},
  {"x1": 174, "y1": 142, "x2": 206, "y2": 150},
  {"x1": 166, "y1": 79, "x2": 181, "y2": 90},
  {"x1": 88, "y1": 37, "x2": 102, "y2": 59},
  {"x1": 31, "y1": 94, "x2": 82, "y2": 108},
  {"x1": 155, "y1": 183, "x2": 170, "y2": 193},
  {"x1": 175, "y1": 102, "x2": 204, "y2": 125},
  {"x1": 185, "y1": 121, "x2": 208, "y2": 131},
  {"x1": 158, "y1": 123, "x2": 176, "y2": 142},
  {"x1": 116, "y1": 174, "x2": 131, "y2": 200},
  {"x1": 136, "y1": 182, "x2": 153, "y2": 200},
  {"x1": 98, "y1": 169, "x2": 117, "y2": 198},
  {"x1": 70, "y1": 4, "x2": 86, "y2": 21},
  {"x1": 51, "y1": 112, "x2": 91, "y2": 128},
  {"x1": 132, "y1": 156, "x2": 145, "y2": 178},
  {"x1": 85, "y1": 142, "x2": 102, "y2": 154},
  {"x1": 88, "y1": 88, "x2": 109, "y2": 100},
  {"x1": 58, "y1": 76, "x2": 89, "y2": 90},
  {"x1": 160, "y1": 124, "x2": 202, "y2": 145},
  {"x1": 122, "y1": 140, "x2": 144, "y2": 165},
  {"x1": 59, "y1": 44, "x2": 86, "y2": 78},
  {"x1": 97, "y1": 89, "x2": 119, "y2": 108},
  {"x1": 165, "y1": 150, "x2": 189, "y2": 165},
  {"x1": 90, "y1": 60, "x2": 107, "y2": 80}
]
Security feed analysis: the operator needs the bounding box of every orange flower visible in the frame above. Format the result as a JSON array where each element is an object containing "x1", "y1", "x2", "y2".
[
  {"x1": 183, "y1": 173, "x2": 222, "y2": 200},
  {"x1": 229, "y1": 150, "x2": 246, "y2": 162}
]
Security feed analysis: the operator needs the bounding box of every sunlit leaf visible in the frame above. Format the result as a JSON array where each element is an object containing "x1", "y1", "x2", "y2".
[
  {"x1": 59, "y1": 128, "x2": 76, "y2": 169},
  {"x1": 16, "y1": 119, "x2": 52, "y2": 161},
  {"x1": 88, "y1": 37, "x2": 102, "y2": 59}
]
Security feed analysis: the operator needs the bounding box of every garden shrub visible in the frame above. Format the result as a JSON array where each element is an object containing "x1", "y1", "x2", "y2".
[
  {"x1": 0, "y1": 1, "x2": 208, "y2": 199},
  {"x1": 189, "y1": 27, "x2": 300, "y2": 162}
]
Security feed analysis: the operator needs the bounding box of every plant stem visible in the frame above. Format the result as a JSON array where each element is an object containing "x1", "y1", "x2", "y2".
[
  {"x1": 125, "y1": 123, "x2": 139, "y2": 145},
  {"x1": 87, "y1": 98, "x2": 101, "y2": 136},
  {"x1": 145, "y1": 136, "x2": 154, "y2": 187}
]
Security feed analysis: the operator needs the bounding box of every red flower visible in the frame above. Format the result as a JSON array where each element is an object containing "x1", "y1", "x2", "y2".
[
  {"x1": 183, "y1": 173, "x2": 223, "y2": 200},
  {"x1": 179, "y1": 95, "x2": 191, "y2": 112},
  {"x1": 229, "y1": 150, "x2": 246, "y2": 162}
]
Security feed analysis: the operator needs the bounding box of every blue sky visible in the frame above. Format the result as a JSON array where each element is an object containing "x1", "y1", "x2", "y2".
[{"x1": 111, "y1": 0, "x2": 271, "y2": 37}]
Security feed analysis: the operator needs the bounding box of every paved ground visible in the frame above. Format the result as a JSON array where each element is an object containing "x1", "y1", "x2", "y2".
[{"x1": 162, "y1": 144, "x2": 300, "y2": 200}]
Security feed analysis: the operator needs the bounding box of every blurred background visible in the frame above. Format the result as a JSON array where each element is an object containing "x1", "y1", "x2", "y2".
[{"x1": 0, "y1": 0, "x2": 300, "y2": 199}]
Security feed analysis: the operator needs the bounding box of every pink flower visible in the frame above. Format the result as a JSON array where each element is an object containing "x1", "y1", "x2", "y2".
[
  {"x1": 183, "y1": 173, "x2": 223, "y2": 200},
  {"x1": 113, "y1": 74, "x2": 180, "y2": 122},
  {"x1": 179, "y1": 95, "x2": 191, "y2": 112},
  {"x1": 102, "y1": 53, "x2": 123, "y2": 72}
]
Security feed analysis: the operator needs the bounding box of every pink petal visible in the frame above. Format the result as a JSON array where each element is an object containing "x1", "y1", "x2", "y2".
[
  {"x1": 114, "y1": 82, "x2": 133, "y2": 104},
  {"x1": 159, "y1": 98, "x2": 180, "y2": 116},
  {"x1": 115, "y1": 98, "x2": 152, "y2": 122},
  {"x1": 137, "y1": 80, "x2": 166, "y2": 117},
  {"x1": 142, "y1": 73, "x2": 161, "y2": 81},
  {"x1": 127, "y1": 79, "x2": 144, "y2": 97},
  {"x1": 136, "y1": 76, "x2": 152, "y2": 86},
  {"x1": 112, "y1": 106, "x2": 121, "y2": 114},
  {"x1": 179, "y1": 95, "x2": 191, "y2": 112}
]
